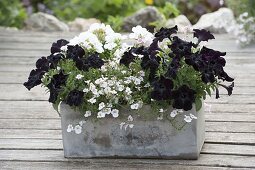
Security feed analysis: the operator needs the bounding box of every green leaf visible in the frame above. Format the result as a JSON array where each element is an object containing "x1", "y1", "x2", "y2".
[
  {"x1": 206, "y1": 87, "x2": 211, "y2": 97},
  {"x1": 195, "y1": 98, "x2": 202, "y2": 112},
  {"x1": 52, "y1": 101, "x2": 61, "y2": 117}
]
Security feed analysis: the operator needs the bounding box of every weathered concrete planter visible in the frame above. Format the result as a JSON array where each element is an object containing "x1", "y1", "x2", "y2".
[{"x1": 60, "y1": 103, "x2": 205, "y2": 159}]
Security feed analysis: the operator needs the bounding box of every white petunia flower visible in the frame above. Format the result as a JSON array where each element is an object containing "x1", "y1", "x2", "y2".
[
  {"x1": 74, "y1": 125, "x2": 82, "y2": 134},
  {"x1": 111, "y1": 109, "x2": 119, "y2": 118},
  {"x1": 84, "y1": 111, "x2": 92, "y2": 118},
  {"x1": 128, "y1": 115, "x2": 133, "y2": 122},
  {"x1": 104, "y1": 42, "x2": 117, "y2": 50},
  {"x1": 190, "y1": 113, "x2": 197, "y2": 119},
  {"x1": 117, "y1": 84, "x2": 124, "y2": 92},
  {"x1": 98, "y1": 102, "x2": 105, "y2": 110},
  {"x1": 67, "y1": 124, "x2": 73, "y2": 133},
  {"x1": 129, "y1": 25, "x2": 154, "y2": 46},
  {"x1": 130, "y1": 103, "x2": 139, "y2": 110},
  {"x1": 184, "y1": 115, "x2": 192, "y2": 123},
  {"x1": 75, "y1": 74, "x2": 84, "y2": 80}
]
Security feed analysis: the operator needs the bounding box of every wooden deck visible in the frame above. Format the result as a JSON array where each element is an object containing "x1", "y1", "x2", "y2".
[{"x1": 0, "y1": 30, "x2": 255, "y2": 169}]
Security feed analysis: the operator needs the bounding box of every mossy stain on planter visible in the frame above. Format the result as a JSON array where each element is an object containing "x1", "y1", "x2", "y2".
[{"x1": 94, "y1": 135, "x2": 112, "y2": 148}]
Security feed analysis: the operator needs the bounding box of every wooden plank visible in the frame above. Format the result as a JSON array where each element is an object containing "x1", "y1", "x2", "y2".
[
  {"x1": 1, "y1": 138, "x2": 254, "y2": 157},
  {"x1": 0, "y1": 150, "x2": 254, "y2": 168},
  {"x1": 1, "y1": 161, "x2": 249, "y2": 170},
  {"x1": 0, "y1": 118, "x2": 254, "y2": 133},
  {"x1": 0, "y1": 139, "x2": 62, "y2": 150}
]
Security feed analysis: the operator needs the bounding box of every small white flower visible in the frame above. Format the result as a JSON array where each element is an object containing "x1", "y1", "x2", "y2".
[
  {"x1": 100, "y1": 65, "x2": 107, "y2": 72},
  {"x1": 97, "y1": 111, "x2": 106, "y2": 118},
  {"x1": 83, "y1": 88, "x2": 89, "y2": 93},
  {"x1": 98, "y1": 102, "x2": 105, "y2": 110},
  {"x1": 130, "y1": 103, "x2": 139, "y2": 110},
  {"x1": 125, "y1": 87, "x2": 132, "y2": 95},
  {"x1": 104, "y1": 86, "x2": 112, "y2": 94},
  {"x1": 128, "y1": 115, "x2": 133, "y2": 122},
  {"x1": 157, "y1": 113, "x2": 163, "y2": 120},
  {"x1": 170, "y1": 110, "x2": 178, "y2": 118},
  {"x1": 159, "y1": 108, "x2": 164, "y2": 113},
  {"x1": 111, "y1": 109, "x2": 119, "y2": 118},
  {"x1": 184, "y1": 115, "x2": 192, "y2": 123},
  {"x1": 84, "y1": 111, "x2": 92, "y2": 117},
  {"x1": 67, "y1": 124, "x2": 73, "y2": 133},
  {"x1": 74, "y1": 125, "x2": 82, "y2": 134},
  {"x1": 75, "y1": 74, "x2": 84, "y2": 80},
  {"x1": 102, "y1": 108, "x2": 111, "y2": 115},
  {"x1": 100, "y1": 82, "x2": 108, "y2": 88},
  {"x1": 104, "y1": 42, "x2": 117, "y2": 50},
  {"x1": 116, "y1": 84, "x2": 124, "y2": 91},
  {"x1": 88, "y1": 98, "x2": 96, "y2": 104},
  {"x1": 134, "y1": 78, "x2": 141, "y2": 85},
  {"x1": 56, "y1": 66, "x2": 61, "y2": 70},
  {"x1": 190, "y1": 113, "x2": 197, "y2": 119},
  {"x1": 121, "y1": 70, "x2": 127, "y2": 74},
  {"x1": 144, "y1": 83, "x2": 150, "y2": 87}
]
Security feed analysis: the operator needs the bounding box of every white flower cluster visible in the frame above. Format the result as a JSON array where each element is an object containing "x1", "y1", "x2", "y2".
[
  {"x1": 129, "y1": 25, "x2": 154, "y2": 47},
  {"x1": 228, "y1": 12, "x2": 255, "y2": 46}
]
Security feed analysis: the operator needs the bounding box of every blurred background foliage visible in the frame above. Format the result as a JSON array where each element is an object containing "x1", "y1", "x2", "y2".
[{"x1": 0, "y1": 0, "x2": 254, "y2": 30}]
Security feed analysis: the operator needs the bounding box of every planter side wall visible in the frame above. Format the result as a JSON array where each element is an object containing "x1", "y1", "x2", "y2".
[{"x1": 60, "y1": 103, "x2": 205, "y2": 159}]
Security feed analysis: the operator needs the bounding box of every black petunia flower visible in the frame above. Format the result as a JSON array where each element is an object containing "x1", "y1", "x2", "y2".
[
  {"x1": 23, "y1": 69, "x2": 45, "y2": 90},
  {"x1": 66, "y1": 45, "x2": 85, "y2": 60},
  {"x1": 47, "y1": 53, "x2": 64, "y2": 69},
  {"x1": 66, "y1": 90, "x2": 84, "y2": 106},
  {"x1": 85, "y1": 53, "x2": 104, "y2": 69},
  {"x1": 219, "y1": 82, "x2": 234, "y2": 96},
  {"x1": 165, "y1": 57, "x2": 180, "y2": 79},
  {"x1": 193, "y1": 29, "x2": 215, "y2": 45},
  {"x1": 120, "y1": 47, "x2": 144, "y2": 67},
  {"x1": 141, "y1": 53, "x2": 161, "y2": 82},
  {"x1": 151, "y1": 76, "x2": 173, "y2": 100},
  {"x1": 184, "y1": 52, "x2": 204, "y2": 71},
  {"x1": 155, "y1": 25, "x2": 178, "y2": 42},
  {"x1": 36, "y1": 56, "x2": 49, "y2": 71},
  {"x1": 172, "y1": 85, "x2": 196, "y2": 111},
  {"x1": 168, "y1": 36, "x2": 193, "y2": 57},
  {"x1": 51, "y1": 39, "x2": 69, "y2": 54},
  {"x1": 47, "y1": 71, "x2": 68, "y2": 103}
]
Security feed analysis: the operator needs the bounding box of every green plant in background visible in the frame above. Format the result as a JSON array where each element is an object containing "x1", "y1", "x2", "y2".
[
  {"x1": 106, "y1": 15, "x2": 124, "y2": 32},
  {"x1": 43, "y1": 0, "x2": 145, "y2": 23},
  {"x1": 0, "y1": 0, "x2": 27, "y2": 28},
  {"x1": 226, "y1": 0, "x2": 255, "y2": 17}
]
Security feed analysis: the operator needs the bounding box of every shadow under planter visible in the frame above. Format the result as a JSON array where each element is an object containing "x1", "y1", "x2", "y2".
[{"x1": 60, "y1": 103, "x2": 205, "y2": 159}]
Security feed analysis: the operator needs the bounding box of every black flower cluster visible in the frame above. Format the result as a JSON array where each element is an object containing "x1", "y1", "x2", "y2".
[
  {"x1": 119, "y1": 25, "x2": 234, "y2": 111},
  {"x1": 24, "y1": 39, "x2": 104, "y2": 106}
]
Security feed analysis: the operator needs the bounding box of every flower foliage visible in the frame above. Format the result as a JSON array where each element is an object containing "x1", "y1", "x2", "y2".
[{"x1": 24, "y1": 24, "x2": 234, "y2": 122}]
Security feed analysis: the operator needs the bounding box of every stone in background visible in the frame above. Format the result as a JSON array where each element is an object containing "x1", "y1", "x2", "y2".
[
  {"x1": 25, "y1": 12, "x2": 69, "y2": 32},
  {"x1": 68, "y1": 18, "x2": 101, "y2": 32}
]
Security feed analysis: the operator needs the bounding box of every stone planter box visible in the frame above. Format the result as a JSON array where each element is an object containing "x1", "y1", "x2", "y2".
[{"x1": 60, "y1": 103, "x2": 205, "y2": 159}]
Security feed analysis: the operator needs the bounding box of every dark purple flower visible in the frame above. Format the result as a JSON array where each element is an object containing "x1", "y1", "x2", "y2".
[
  {"x1": 23, "y1": 69, "x2": 45, "y2": 90},
  {"x1": 155, "y1": 25, "x2": 178, "y2": 42},
  {"x1": 36, "y1": 56, "x2": 49, "y2": 71},
  {"x1": 172, "y1": 85, "x2": 196, "y2": 111},
  {"x1": 193, "y1": 29, "x2": 215, "y2": 45},
  {"x1": 66, "y1": 90, "x2": 84, "y2": 106},
  {"x1": 47, "y1": 53, "x2": 64, "y2": 69},
  {"x1": 85, "y1": 53, "x2": 104, "y2": 69},
  {"x1": 47, "y1": 71, "x2": 68, "y2": 103},
  {"x1": 120, "y1": 47, "x2": 144, "y2": 67},
  {"x1": 168, "y1": 36, "x2": 193, "y2": 57},
  {"x1": 219, "y1": 82, "x2": 234, "y2": 96},
  {"x1": 66, "y1": 45, "x2": 85, "y2": 60},
  {"x1": 184, "y1": 53, "x2": 204, "y2": 71},
  {"x1": 151, "y1": 76, "x2": 173, "y2": 100},
  {"x1": 51, "y1": 39, "x2": 69, "y2": 54},
  {"x1": 165, "y1": 57, "x2": 180, "y2": 79},
  {"x1": 201, "y1": 68, "x2": 216, "y2": 83}
]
